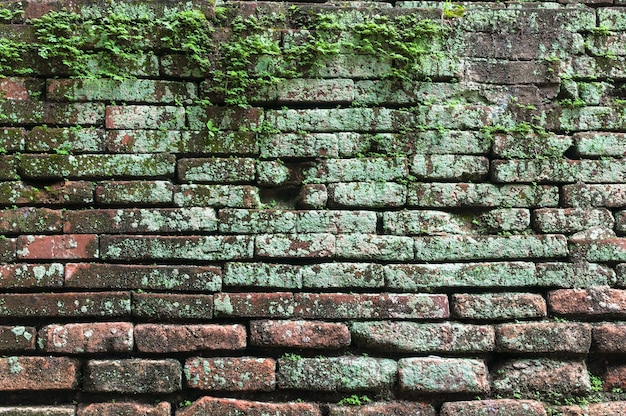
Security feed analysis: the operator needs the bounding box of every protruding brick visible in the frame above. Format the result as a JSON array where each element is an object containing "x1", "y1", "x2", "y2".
[
  {"x1": 133, "y1": 293, "x2": 213, "y2": 321},
  {"x1": 297, "y1": 184, "x2": 328, "y2": 209},
  {"x1": 0, "y1": 326, "x2": 36, "y2": 352},
  {"x1": 0, "y1": 292, "x2": 131, "y2": 318},
  {"x1": 453, "y1": 293, "x2": 547, "y2": 320},
  {"x1": 176, "y1": 397, "x2": 321, "y2": 416},
  {"x1": 496, "y1": 322, "x2": 591, "y2": 353},
  {"x1": 105, "y1": 105, "x2": 185, "y2": 129},
  {"x1": 214, "y1": 293, "x2": 295, "y2": 318},
  {"x1": 549, "y1": 287, "x2": 626, "y2": 317},
  {"x1": 136, "y1": 324, "x2": 246, "y2": 353},
  {"x1": 78, "y1": 402, "x2": 171, "y2": 416},
  {"x1": 17, "y1": 234, "x2": 98, "y2": 260},
  {"x1": 0, "y1": 357, "x2": 79, "y2": 391},
  {"x1": 329, "y1": 402, "x2": 436, "y2": 416},
  {"x1": 95, "y1": 181, "x2": 173, "y2": 205},
  {"x1": 38, "y1": 323, "x2": 133, "y2": 354},
  {"x1": 440, "y1": 400, "x2": 547, "y2": 416},
  {"x1": 0, "y1": 263, "x2": 63, "y2": 288},
  {"x1": 185, "y1": 357, "x2": 275, "y2": 391},
  {"x1": 250, "y1": 320, "x2": 350, "y2": 349},
  {"x1": 399, "y1": 357, "x2": 489, "y2": 394},
  {"x1": 84, "y1": 359, "x2": 181, "y2": 393}
]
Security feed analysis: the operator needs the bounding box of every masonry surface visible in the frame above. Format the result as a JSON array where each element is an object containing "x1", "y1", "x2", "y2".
[{"x1": 0, "y1": 0, "x2": 626, "y2": 414}]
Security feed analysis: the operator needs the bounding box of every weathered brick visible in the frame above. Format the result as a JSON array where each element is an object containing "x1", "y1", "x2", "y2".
[
  {"x1": 219, "y1": 210, "x2": 297, "y2": 234},
  {"x1": 0, "y1": 208, "x2": 62, "y2": 234},
  {"x1": 407, "y1": 183, "x2": 559, "y2": 207},
  {"x1": 534, "y1": 208, "x2": 614, "y2": 233},
  {"x1": 176, "y1": 397, "x2": 321, "y2": 416},
  {"x1": 297, "y1": 210, "x2": 377, "y2": 234},
  {"x1": 186, "y1": 106, "x2": 263, "y2": 131},
  {"x1": 328, "y1": 182, "x2": 407, "y2": 208},
  {"x1": 614, "y1": 211, "x2": 626, "y2": 234},
  {"x1": 260, "y1": 133, "x2": 353, "y2": 159},
  {"x1": 570, "y1": 237, "x2": 626, "y2": 262},
  {"x1": 399, "y1": 357, "x2": 489, "y2": 394},
  {"x1": 304, "y1": 157, "x2": 408, "y2": 183},
  {"x1": 466, "y1": 59, "x2": 558, "y2": 84},
  {"x1": 185, "y1": 357, "x2": 275, "y2": 391},
  {"x1": 25, "y1": 126, "x2": 106, "y2": 153},
  {"x1": 460, "y1": 7, "x2": 595, "y2": 32},
  {"x1": 302, "y1": 262, "x2": 384, "y2": 289},
  {"x1": 336, "y1": 234, "x2": 413, "y2": 261},
  {"x1": 84, "y1": 359, "x2": 181, "y2": 393},
  {"x1": 0, "y1": 356, "x2": 79, "y2": 391},
  {"x1": 105, "y1": 105, "x2": 185, "y2": 129},
  {"x1": 255, "y1": 233, "x2": 335, "y2": 258},
  {"x1": 492, "y1": 359, "x2": 590, "y2": 396},
  {"x1": 78, "y1": 402, "x2": 171, "y2": 416},
  {"x1": 0, "y1": 326, "x2": 36, "y2": 352},
  {"x1": 536, "y1": 262, "x2": 616, "y2": 288},
  {"x1": 224, "y1": 262, "x2": 301, "y2": 289},
  {"x1": 593, "y1": 323, "x2": 626, "y2": 353},
  {"x1": 277, "y1": 356, "x2": 396, "y2": 392},
  {"x1": 214, "y1": 293, "x2": 295, "y2": 318},
  {"x1": 0, "y1": 263, "x2": 63, "y2": 288},
  {"x1": 0, "y1": 156, "x2": 17, "y2": 180},
  {"x1": 133, "y1": 293, "x2": 213, "y2": 321},
  {"x1": 329, "y1": 402, "x2": 435, "y2": 416},
  {"x1": 452, "y1": 293, "x2": 547, "y2": 320},
  {"x1": 173, "y1": 184, "x2": 260, "y2": 208},
  {"x1": 0, "y1": 406, "x2": 75, "y2": 416},
  {"x1": 563, "y1": 183, "x2": 626, "y2": 207},
  {"x1": 492, "y1": 159, "x2": 626, "y2": 183},
  {"x1": 550, "y1": 402, "x2": 626, "y2": 416},
  {"x1": 0, "y1": 292, "x2": 131, "y2": 318},
  {"x1": 0, "y1": 237, "x2": 16, "y2": 262},
  {"x1": 440, "y1": 400, "x2": 547, "y2": 416},
  {"x1": 496, "y1": 322, "x2": 591, "y2": 353},
  {"x1": 250, "y1": 320, "x2": 350, "y2": 349},
  {"x1": 256, "y1": 160, "x2": 296, "y2": 186},
  {"x1": 0, "y1": 77, "x2": 41, "y2": 101},
  {"x1": 17, "y1": 234, "x2": 98, "y2": 259},
  {"x1": 255, "y1": 78, "x2": 355, "y2": 103},
  {"x1": 305, "y1": 53, "x2": 393, "y2": 78},
  {"x1": 0, "y1": 128, "x2": 25, "y2": 152},
  {"x1": 575, "y1": 132, "x2": 626, "y2": 157},
  {"x1": 351, "y1": 321, "x2": 494, "y2": 353},
  {"x1": 38, "y1": 322, "x2": 132, "y2": 354},
  {"x1": 0, "y1": 101, "x2": 104, "y2": 126},
  {"x1": 64, "y1": 208, "x2": 217, "y2": 233},
  {"x1": 178, "y1": 158, "x2": 256, "y2": 183},
  {"x1": 0, "y1": 181, "x2": 93, "y2": 207},
  {"x1": 383, "y1": 210, "x2": 472, "y2": 235},
  {"x1": 549, "y1": 287, "x2": 626, "y2": 317},
  {"x1": 136, "y1": 324, "x2": 245, "y2": 353},
  {"x1": 493, "y1": 132, "x2": 572, "y2": 159},
  {"x1": 95, "y1": 180, "x2": 173, "y2": 205},
  {"x1": 294, "y1": 293, "x2": 449, "y2": 320},
  {"x1": 101, "y1": 235, "x2": 253, "y2": 261},
  {"x1": 605, "y1": 365, "x2": 626, "y2": 391},
  {"x1": 297, "y1": 184, "x2": 328, "y2": 209},
  {"x1": 65, "y1": 263, "x2": 222, "y2": 292},
  {"x1": 598, "y1": 8, "x2": 626, "y2": 30},
  {"x1": 411, "y1": 155, "x2": 489, "y2": 181}
]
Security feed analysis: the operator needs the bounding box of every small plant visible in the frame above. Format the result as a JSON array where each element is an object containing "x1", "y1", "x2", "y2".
[
  {"x1": 178, "y1": 400, "x2": 192, "y2": 408},
  {"x1": 337, "y1": 395, "x2": 371, "y2": 406},
  {"x1": 589, "y1": 373, "x2": 603, "y2": 392},
  {"x1": 281, "y1": 353, "x2": 302, "y2": 361},
  {"x1": 206, "y1": 120, "x2": 220, "y2": 139}
]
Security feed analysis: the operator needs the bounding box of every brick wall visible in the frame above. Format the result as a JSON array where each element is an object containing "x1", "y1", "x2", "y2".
[{"x1": 1, "y1": 0, "x2": 626, "y2": 414}]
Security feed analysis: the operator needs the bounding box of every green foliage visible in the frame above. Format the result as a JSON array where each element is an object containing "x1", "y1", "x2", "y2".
[
  {"x1": 337, "y1": 395, "x2": 372, "y2": 406},
  {"x1": 589, "y1": 373, "x2": 603, "y2": 392}
]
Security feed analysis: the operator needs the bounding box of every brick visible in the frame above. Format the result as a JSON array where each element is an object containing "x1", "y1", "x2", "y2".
[
  {"x1": 250, "y1": 320, "x2": 350, "y2": 349},
  {"x1": 452, "y1": 293, "x2": 547, "y2": 320},
  {"x1": 492, "y1": 159, "x2": 626, "y2": 183},
  {"x1": 0, "y1": 263, "x2": 64, "y2": 288},
  {"x1": 460, "y1": 7, "x2": 595, "y2": 32},
  {"x1": 544, "y1": 106, "x2": 626, "y2": 131},
  {"x1": 593, "y1": 323, "x2": 626, "y2": 353},
  {"x1": 255, "y1": 79, "x2": 355, "y2": 103},
  {"x1": 101, "y1": 235, "x2": 253, "y2": 261},
  {"x1": 0, "y1": 208, "x2": 62, "y2": 234},
  {"x1": 440, "y1": 400, "x2": 547, "y2": 416},
  {"x1": 496, "y1": 322, "x2": 591, "y2": 353},
  {"x1": 563, "y1": 184, "x2": 626, "y2": 207},
  {"x1": 0, "y1": 156, "x2": 17, "y2": 180},
  {"x1": 294, "y1": 293, "x2": 449, "y2": 320},
  {"x1": 255, "y1": 233, "x2": 335, "y2": 258},
  {"x1": 78, "y1": 402, "x2": 171, "y2": 416},
  {"x1": 0, "y1": 238, "x2": 16, "y2": 262},
  {"x1": 0, "y1": 101, "x2": 104, "y2": 126},
  {"x1": 17, "y1": 234, "x2": 98, "y2": 259},
  {"x1": 575, "y1": 132, "x2": 626, "y2": 157},
  {"x1": 0, "y1": 128, "x2": 25, "y2": 152},
  {"x1": 354, "y1": 80, "x2": 461, "y2": 107},
  {"x1": 304, "y1": 157, "x2": 408, "y2": 183},
  {"x1": 550, "y1": 403, "x2": 626, "y2": 416},
  {"x1": 328, "y1": 182, "x2": 407, "y2": 208},
  {"x1": 0, "y1": 292, "x2": 131, "y2": 318},
  {"x1": 38, "y1": 323, "x2": 133, "y2": 354},
  {"x1": 277, "y1": 356, "x2": 396, "y2": 392},
  {"x1": 176, "y1": 397, "x2": 321, "y2": 416},
  {"x1": 411, "y1": 155, "x2": 489, "y2": 181},
  {"x1": 105, "y1": 105, "x2": 185, "y2": 129},
  {"x1": 0, "y1": 326, "x2": 36, "y2": 352},
  {"x1": 302, "y1": 263, "x2": 384, "y2": 289},
  {"x1": 549, "y1": 287, "x2": 626, "y2": 317},
  {"x1": 536, "y1": 262, "x2": 616, "y2": 288},
  {"x1": 493, "y1": 132, "x2": 572, "y2": 159},
  {"x1": 0, "y1": 181, "x2": 94, "y2": 206},
  {"x1": 362, "y1": 130, "x2": 492, "y2": 157},
  {"x1": 133, "y1": 293, "x2": 213, "y2": 321},
  {"x1": 84, "y1": 359, "x2": 181, "y2": 393},
  {"x1": 571, "y1": 237, "x2": 626, "y2": 262},
  {"x1": 304, "y1": 53, "x2": 393, "y2": 79},
  {"x1": 64, "y1": 208, "x2": 218, "y2": 233},
  {"x1": 0, "y1": 407, "x2": 75, "y2": 416},
  {"x1": 95, "y1": 180, "x2": 173, "y2": 205},
  {"x1": 383, "y1": 210, "x2": 473, "y2": 235},
  {"x1": 0, "y1": 77, "x2": 41, "y2": 101},
  {"x1": 174, "y1": 184, "x2": 261, "y2": 208},
  {"x1": 336, "y1": 234, "x2": 413, "y2": 261},
  {"x1": 47, "y1": 78, "x2": 196, "y2": 103},
  {"x1": 224, "y1": 262, "x2": 301, "y2": 289},
  {"x1": 214, "y1": 293, "x2": 295, "y2": 318},
  {"x1": 407, "y1": 183, "x2": 559, "y2": 208},
  {"x1": 185, "y1": 357, "x2": 275, "y2": 391},
  {"x1": 351, "y1": 321, "x2": 494, "y2": 353},
  {"x1": 463, "y1": 32, "x2": 583, "y2": 60},
  {"x1": 297, "y1": 184, "x2": 328, "y2": 209},
  {"x1": 329, "y1": 402, "x2": 436, "y2": 416},
  {"x1": 136, "y1": 324, "x2": 245, "y2": 353},
  {"x1": 614, "y1": 211, "x2": 626, "y2": 234},
  {"x1": 219, "y1": 209, "x2": 297, "y2": 234},
  {"x1": 178, "y1": 158, "x2": 255, "y2": 183},
  {"x1": 25, "y1": 126, "x2": 106, "y2": 152},
  {"x1": 186, "y1": 106, "x2": 263, "y2": 131},
  {"x1": 65, "y1": 263, "x2": 222, "y2": 292},
  {"x1": 466, "y1": 59, "x2": 558, "y2": 84},
  {"x1": 296, "y1": 210, "x2": 377, "y2": 234},
  {"x1": 256, "y1": 161, "x2": 295, "y2": 186},
  {"x1": 534, "y1": 208, "x2": 614, "y2": 233},
  {"x1": 260, "y1": 133, "x2": 350, "y2": 159},
  {"x1": 0, "y1": 356, "x2": 79, "y2": 391},
  {"x1": 598, "y1": 8, "x2": 626, "y2": 30},
  {"x1": 493, "y1": 359, "x2": 590, "y2": 396},
  {"x1": 605, "y1": 365, "x2": 626, "y2": 390},
  {"x1": 399, "y1": 357, "x2": 489, "y2": 394}
]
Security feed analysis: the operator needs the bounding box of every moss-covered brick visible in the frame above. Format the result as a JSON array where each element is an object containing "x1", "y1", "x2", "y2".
[
  {"x1": 563, "y1": 183, "x2": 626, "y2": 208},
  {"x1": 65, "y1": 263, "x2": 222, "y2": 292},
  {"x1": 173, "y1": 184, "x2": 260, "y2": 208},
  {"x1": 414, "y1": 234, "x2": 568, "y2": 262},
  {"x1": 133, "y1": 293, "x2": 213, "y2": 321},
  {"x1": 373, "y1": 130, "x2": 491, "y2": 156},
  {"x1": 383, "y1": 210, "x2": 471, "y2": 235},
  {"x1": 304, "y1": 157, "x2": 407, "y2": 183},
  {"x1": 84, "y1": 359, "x2": 181, "y2": 394},
  {"x1": 0, "y1": 237, "x2": 16, "y2": 262},
  {"x1": 218, "y1": 209, "x2": 297, "y2": 234},
  {"x1": 0, "y1": 263, "x2": 63, "y2": 288},
  {"x1": 586, "y1": 33, "x2": 626, "y2": 57},
  {"x1": 79, "y1": 402, "x2": 171, "y2": 416},
  {"x1": 25, "y1": 126, "x2": 106, "y2": 153},
  {"x1": 336, "y1": 234, "x2": 413, "y2": 261},
  {"x1": 0, "y1": 357, "x2": 79, "y2": 391},
  {"x1": 399, "y1": 357, "x2": 489, "y2": 394},
  {"x1": 306, "y1": 54, "x2": 393, "y2": 79},
  {"x1": 297, "y1": 210, "x2": 377, "y2": 234},
  {"x1": 407, "y1": 183, "x2": 559, "y2": 207},
  {"x1": 255, "y1": 233, "x2": 335, "y2": 258},
  {"x1": 47, "y1": 79, "x2": 197, "y2": 104},
  {"x1": 354, "y1": 80, "x2": 462, "y2": 107},
  {"x1": 214, "y1": 293, "x2": 295, "y2": 318},
  {"x1": 0, "y1": 208, "x2": 62, "y2": 234},
  {"x1": 0, "y1": 77, "x2": 42, "y2": 100},
  {"x1": 330, "y1": 402, "x2": 435, "y2": 416},
  {"x1": 478, "y1": 208, "x2": 531, "y2": 233},
  {"x1": 17, "y1": 234, "x2": 98, "y2": 260},
  {"x1": 256, "y1": 160, "x2": 295, "y2": 186},
  {"x1": 555, "y1": 106, "x2": 626, "y2": 132},
  {"x1": 452, "y1": 293, "x2": 547, "y2": 320},
  {"x1": 598, "y1": 8, "x2": 626, "y2": 30},
  {"x1": 253, "y1": 79, "x2": 355, "y2": 104},
  {"x1": 0, "y1": 129, "x2": 25, "y2": 152},
  {"x1": 265, "y1": 108, "x2": 396, "y2": 133},
  {"x1": 223, "y1": 262, "x2": 302, "y2": 289},
  {"x1": 495, "y1": 322, "x2": 591, "y2": 354},
  {"x1": 492, "y1": 133, "x2": 573, "y2": 159},
  {"x1": 0, "y1": 156, "x2": 17, "y2": 180},
  {"x1": 177, "y1": 397, "x2": 320, "y2": 416},
  {"x1": 0, "y1": 181, "x2": 95, "y2": 206},
  {"x1": 410, "y1": 155, "x2": 488, "y2": 181},
  {"x1": 178, "y1": 158, "x2": 256, "y2": 183},
  {"x1": 351, "y1": 321, "x2": 494, "y2": 353},
  {"x1": 564, "y1": 56, "x2": 626, "y2": 80},
  {"x1": 570, "y1": 237, "x2": 626, "y2": 262},
  {"x1": 534, "y1": 208, "x2": 614, "y2": 234},
  {"x1": 440, "y1": 400, "x2": 547, "y2": 416},
  {"x1": 160, "y1": 54, "x2": 206, "y2": 79},
  {"x1": 95, "y1": 180, "x2": 173, "y2": 205},
  {"x1": 38, "y1": 322, "x2": 133, "y2": 354},
  {"x1": 536, "y1": 262, "x2": 616, "y2": 288},
  {"x1": 250, "y1": 320, "x2": 350, "y2": 349},
  {"x1": 186, "y1": 106, "x2": 263, "y2": 131},
  {"x1": 492, "y1": 159, "x2": 626, "y2": 183},
  {"x1": 136, "y1": 324, "x2": 246, "y2": 353},
  {"x1": 464, "y1": 32, "x2": 583, "y2": 60},
  {"x1": 305, "y1": 263, "x2": 383, "y2": 289},
  {"x1": 575, "y1": 132, "x2": 626, "y2": 157},
  {"x1": 0, "y1": 101, "x2": 104, "y2": 125},
  {"x1": 105, "y1": 105, "x2": 185, "y2": 129},
  {"x1": 459, "y1": 7, "x2": 595, "y2": 33},
  {"x1": 294, "y1": 293, "x2": 449, "y2": 319},
  {"x1": 184, "y1": 357, "x2": 275, "y2": 391},
  {"x1": 277, "y1": 356, "x2": 396, "y2": 392},
  {"x1": 385, "y1": 262, "x2": 537, "y2": 292},
  {"x1": 0, "y1": 292, "x2": 131, "y2": 318},
  {"x1": 0, "y1": 326, "x2": 36, "y2": 352},
  {"x1": 549, "y1": 287, "x2": 626, "y2": 317},
  {"x1": 18, "y1": 154, "x2": 175, "y2": 180},
  {"x1": 260, "y1": 133, "x2": 348, "y2": 159},
  {"x1": 466, "y1": 59, "x2": 559, "y2": 84},
  {"x1": 328, "y1": 182, "x2": 407, "y2": 208},
  {"x1": 492, "y1": 359, "x2": 590, "y2": 396},
  {"x1": 101, "y1": 235, "x2": 253, "y2": 261}
]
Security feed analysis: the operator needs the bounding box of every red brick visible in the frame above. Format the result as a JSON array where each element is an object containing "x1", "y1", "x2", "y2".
[
  {"x1": 0, "y1": 208, "x2": 62, "y2": 234},
  {"x1": 440, "y1": 400, "x2": 547, "y2": 416},
  {"x1": 132, "y1": 293, "x2": 213, "y2": 321},
  {"x1": 593, "y1": 323, "x2": 626, "y2": 352},
  {"x1": 452, "y1": 293, "x2": 547, "y2": 320},
  {"x1": 84, "y1": 359, "x2": 182, "y2": 393},
  {"x1": 0, "y1": 406, "x2": 75, "y2": 415},
  {"x1": 78, "y1": 402, "x2": 171, "y2": 416},
  {"x1": 38, "y1": 322, "x2": 133, "y2": 354},
  {"x1": 549, "y1": 287, "x2": 626, "y2": 317},
  {"x1": 0, "y1": 292, "x2": 131, "y2": 318},
  {"x1": 255, "y1": 233, "x2": 335, "y2": 258},
  {"x1": 0, "y1": 78, "x2": 42, "y2": 101},
  {"x1": 185, "y1": 357, "x2": 276, "y2": 391},
  {"x1": 0, "y1": 263, "x2": 63, "y2": 288},
  {"x1": 0, "y1": 181, "x2": 95, "y2": 206},
  {"x1": 605, "y1": 366, "x2": 626, "y2": 390},
  {"x1": 294, "y1": 293, "x2": 449, "y2": 319},
  {"x1": 95, "y1": 180, "x2": 174, "y2": 205},
  {"x1": 329, "y1": 402, "x2": 436, "y2": 416},
  {"x1": 214, "y1": 293, "x2": 295, "y2": 318},
  {"x1": 135, "y1": 324, "x2": 246, "y2": 352},
  {"x1": 105, "y1": 105, "x2": 185, "y2": 129},
  {"x1": 551, "y1": 402, "x2": 626, "y2": 415},
  {"x1": 177, "y1": 397, "x2": 321, "y2": 416},
  {"x1": 0, "y1": 237, "x2": 16, "y2": 262},
  {"x1": 0, "y1": 326, "x2": 36, "y2": 352},
  {"x1": 493, "y1": 359, "x2": 590, "y2": 396},
  {"x1": 0, "y1": 356, "x2": 79, "y2": 391},
  {"x1": 250, "y1": 320, "x2": 350, "y2": 349},
  {"x1": 17, "y1": 234, "x2": 98, "y2": 260},
  {"x1": 496, "y1": 322, "x2": 591, "y2": 353}
]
